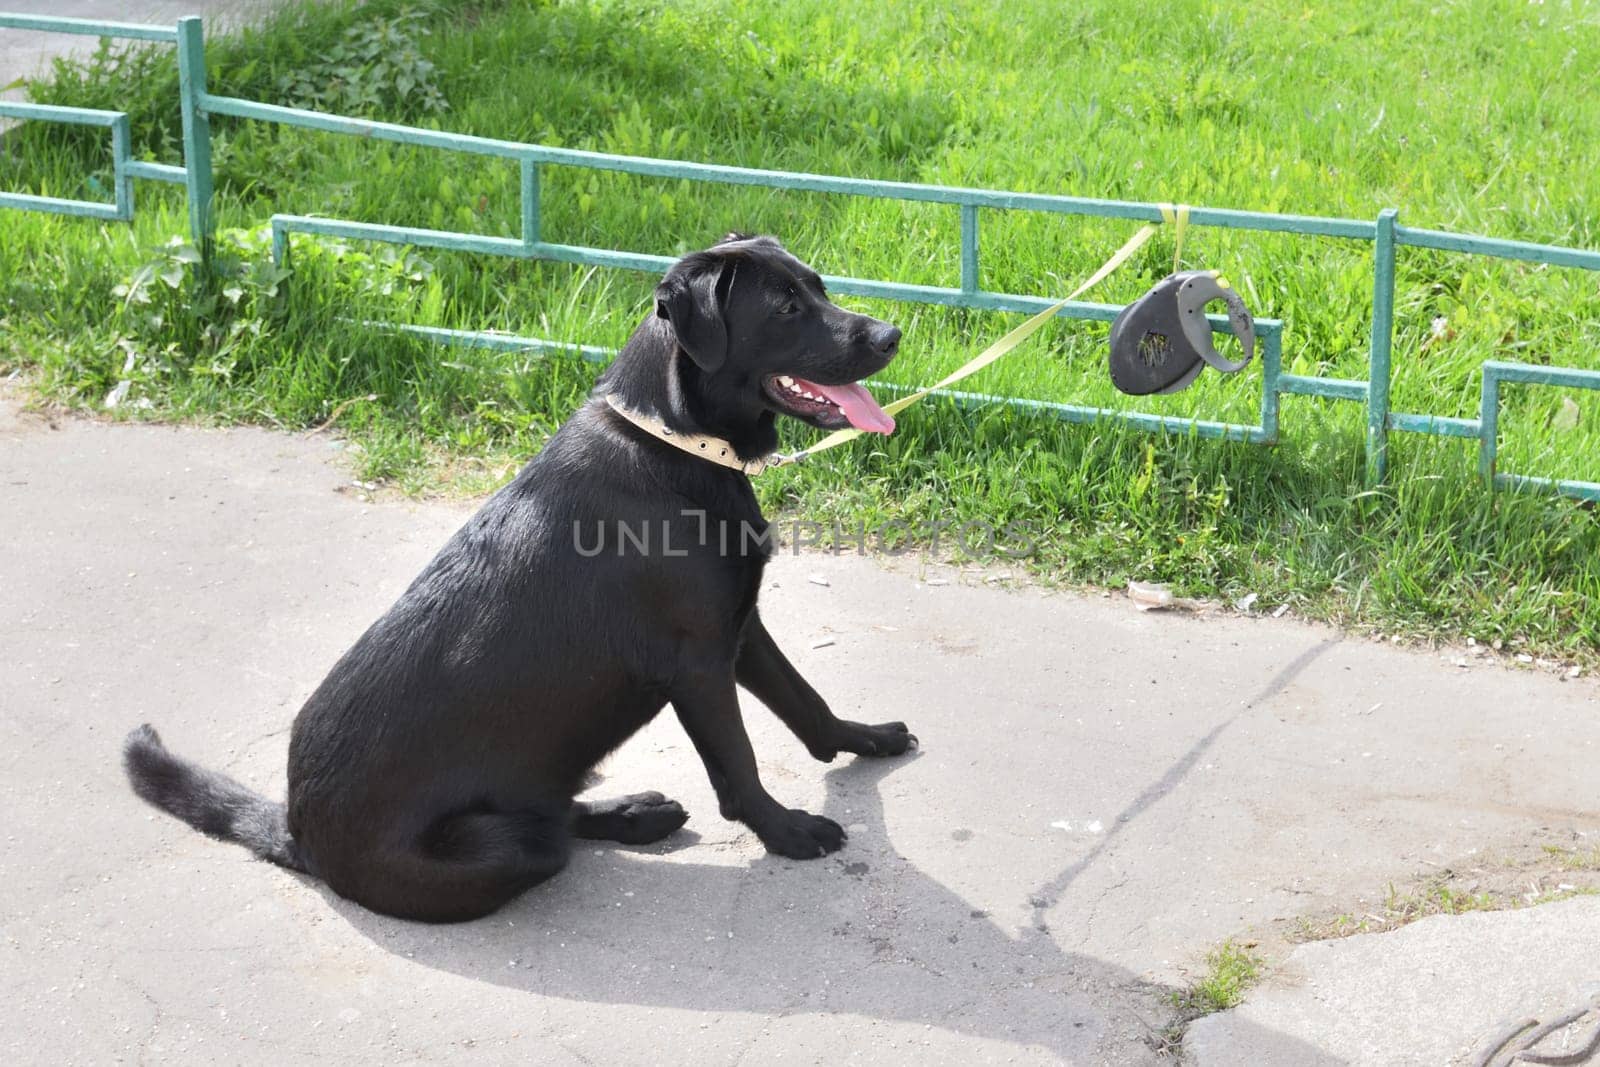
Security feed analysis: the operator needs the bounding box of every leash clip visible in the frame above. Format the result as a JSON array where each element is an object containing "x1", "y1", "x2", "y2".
[
  {"x1": 1108, "y1": 270, "x2": 1255, "y2": 396},
  {"x1": 747, "y1": 449, "x2": 807, "y2": 475}
]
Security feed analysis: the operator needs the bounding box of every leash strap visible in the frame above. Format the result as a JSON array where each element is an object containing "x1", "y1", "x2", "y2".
[
  {"x1": 777, "y1": 217, "x2": 1169, "y2": 464},
  {"x1": 1159, "y1": 202, "x2": 1190, "y2": 273}
]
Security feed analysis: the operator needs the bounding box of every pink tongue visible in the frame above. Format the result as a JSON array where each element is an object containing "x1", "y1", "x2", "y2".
[{"x1": 803, "y1": 379, "x2": 895, "y2": 434}]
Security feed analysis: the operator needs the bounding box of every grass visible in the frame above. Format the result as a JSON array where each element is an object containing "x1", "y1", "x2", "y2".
[
  {"x1": 1154, "y1": 938, "x2": 1265, "y2": 1051},
  {"x1": 1292, "y1": 846, "x2": 1600, "y2": 943},
  {"x1": 1543, "y1": 844, "x2": 1600, "y2": 873},
  {"x1": 1171, "y1": 939, "x2": 1264, "y2": 1017},
  {"x1": 3, "y1": 0, "x2": 1600, "y2": 658},
  {"x1": 1294, "y1": 881, "x2": 1600, "y2": 942}
]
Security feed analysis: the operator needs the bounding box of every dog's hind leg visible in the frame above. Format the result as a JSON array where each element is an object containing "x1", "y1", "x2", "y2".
[
  {"x1": 736, "y1": 611, "x2": 917, "y2": 761},
  {"x1": 337, "y1": 805, "x2": 571, "y2": 923},
  {"x1": 571, "y1": 792, "x2": 689, "y2": 844}
]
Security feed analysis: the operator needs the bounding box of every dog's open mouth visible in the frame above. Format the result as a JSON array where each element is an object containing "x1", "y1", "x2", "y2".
[{"x1": 761, "y1": 374, "x2": 896, "y2": 434}]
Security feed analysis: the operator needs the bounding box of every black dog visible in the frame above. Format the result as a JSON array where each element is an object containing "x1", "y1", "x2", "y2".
[{"x1": 124, "y1": 234, "x2": 916, "y2": 923}]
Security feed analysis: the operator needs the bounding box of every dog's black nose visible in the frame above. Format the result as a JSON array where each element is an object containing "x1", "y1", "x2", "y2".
[{"x1": 870, "y1": 324, "x2": 902, "y2": 356}]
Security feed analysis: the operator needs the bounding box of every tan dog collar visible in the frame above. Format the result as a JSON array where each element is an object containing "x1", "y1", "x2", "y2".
[{"x1": 603, "y1": 394, "x2": 799, "y2": 476}]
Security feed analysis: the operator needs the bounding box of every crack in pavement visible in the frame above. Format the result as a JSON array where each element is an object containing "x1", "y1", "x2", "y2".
[
  {"x1": 1080, "y1": 871, "x2": 1134, "y2": 950},
  {"x1": 1021, "y1": 639, "x2": 1340, "y2": 932}
]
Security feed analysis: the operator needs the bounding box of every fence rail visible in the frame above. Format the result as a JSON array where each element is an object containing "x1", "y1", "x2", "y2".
[{"x1": 3, "y1": 12, "x2": 1598, "y2": 499}]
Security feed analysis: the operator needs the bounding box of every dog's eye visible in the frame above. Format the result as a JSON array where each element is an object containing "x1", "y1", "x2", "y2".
[{"x1": 777, "y1": 301, "x2": 799, "y2": 316}]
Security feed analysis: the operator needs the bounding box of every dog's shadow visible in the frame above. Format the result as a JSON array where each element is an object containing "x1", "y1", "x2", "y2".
[{"x1": 323, "y1": 755, "x2": 1332, "y2": 1061}]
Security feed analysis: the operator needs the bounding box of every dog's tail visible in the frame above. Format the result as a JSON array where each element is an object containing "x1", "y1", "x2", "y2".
[{"x1": 123, "y1": 724, "x2": 308, "y2": 873}]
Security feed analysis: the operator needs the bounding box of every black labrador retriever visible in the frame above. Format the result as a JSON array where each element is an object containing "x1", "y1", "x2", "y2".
[{"x1": 123, "y1": 234, "x2": 916, "y2": 923}]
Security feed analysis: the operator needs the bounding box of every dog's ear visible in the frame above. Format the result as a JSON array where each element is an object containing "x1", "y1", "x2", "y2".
[
  {"x1": 655, "y1": 255, "x2": 731, "y2": 373},
  {"x1": 717, "y1": 232, "x2": 782, "y2": 249}
]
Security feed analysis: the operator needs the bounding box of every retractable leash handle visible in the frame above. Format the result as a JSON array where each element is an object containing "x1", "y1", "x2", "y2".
[
  {"x1": 1108, "y1": 269, "x2": 1255, "y2": 396},
  {"x1": 1177, "y1": 272, "x2": 1254, "y2": 372}
]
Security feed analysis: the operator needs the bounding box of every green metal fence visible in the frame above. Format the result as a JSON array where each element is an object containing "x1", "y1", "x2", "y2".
[{"x1": 3, "y1": 13, "x2": 1598, "y2": 500}]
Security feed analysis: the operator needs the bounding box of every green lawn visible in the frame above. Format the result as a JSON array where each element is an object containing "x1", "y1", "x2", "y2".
[{"x1": 2, "y1": 0, "x2": 1598, "y2": 660}]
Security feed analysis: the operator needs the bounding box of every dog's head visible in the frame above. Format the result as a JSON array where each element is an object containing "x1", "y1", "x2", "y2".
[{"x1": 653, "y1": 234, "x2": 900, "y2": 434}]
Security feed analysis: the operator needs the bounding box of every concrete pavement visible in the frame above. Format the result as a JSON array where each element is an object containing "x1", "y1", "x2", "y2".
[
  {"x1": 2, "y1": 2, "x2": 278, "y2": 95},
  {"x1": 2, "y1": 385, "x2": 1598, "y2": 1064}
]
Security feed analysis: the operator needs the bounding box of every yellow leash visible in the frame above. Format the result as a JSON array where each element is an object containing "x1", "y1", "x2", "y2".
[
  {"x1": 1159, "y1": 202, "x2": 1189, "y2": 273},
  {"x1": 778, "y1": 210, "x2": 1185, "y2": 464}
]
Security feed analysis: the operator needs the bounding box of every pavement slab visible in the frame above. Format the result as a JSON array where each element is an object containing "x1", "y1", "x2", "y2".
[{"x1": 1185, "y1": 896, "x2": 1600, "y2": 1066}]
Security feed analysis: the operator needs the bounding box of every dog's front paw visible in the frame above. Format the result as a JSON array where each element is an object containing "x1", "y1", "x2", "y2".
[
  {"x1": 757, "y1": 810, "x2": 846, "y2": 859},
  {"x1": 834, "y1": 720, "x2": 918, "y2": 758}
]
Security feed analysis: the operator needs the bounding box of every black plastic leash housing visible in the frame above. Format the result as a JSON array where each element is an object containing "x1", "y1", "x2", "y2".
[{"x1": 1108, "y1": 270, "x2": 1255, "y2": 396}]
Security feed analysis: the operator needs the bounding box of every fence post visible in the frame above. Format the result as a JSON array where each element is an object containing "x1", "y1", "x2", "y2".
[
  {"x1": 110, "y1": 114, "x2": 133, "y2": 220},
  {"x1": 175, "y1": 16, "x2": 215, "y2": 258},
  {"x1": 1366, "y1": 208, "x2": 1399, "y2": 484},
  {"x1": 1478, "y1": 367, "x2": 1500, "y2": 486},
  {"x1": 959, "y1": 203, "x2": 979, "y2": 293},
  {"x1": 520, "y1": 158, "x2": 541, "y2": 249}
]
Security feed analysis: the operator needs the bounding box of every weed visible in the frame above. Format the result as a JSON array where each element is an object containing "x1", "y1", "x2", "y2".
[
  {"x1": 111, "y1": 232, "x2": 293, "y2": 383},
  {"x1": 1541, "y1": 845, "x2": 1600, "y2": 872},
  {"x1": 1291, "y1": 855, "x2": 1600, "y2": 944},
  {"x1": 1154, "y1": 939, "x2": 1265, "y2": 1052},
  {"x1": 273, "y1": 7, "x2": 448, "y2": 118},
  {"x1": 1170, "y1": 940, "x2": 1265, "y2": 1018}
]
